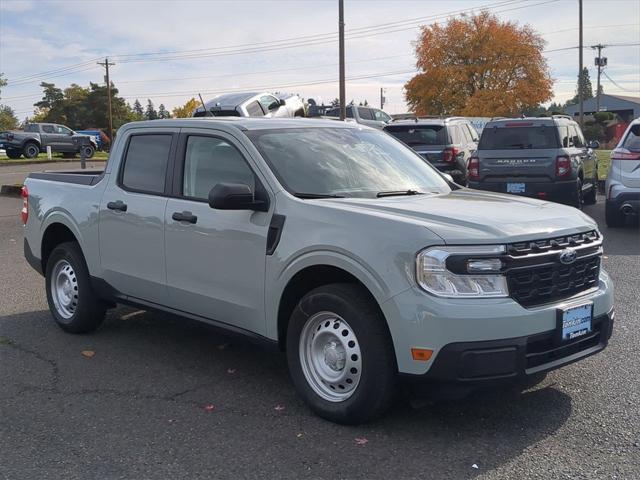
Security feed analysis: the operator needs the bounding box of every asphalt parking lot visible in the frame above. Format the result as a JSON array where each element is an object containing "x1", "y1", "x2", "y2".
[{"x1": 0, "y1": 164, "x2": 638, "y2": 479}]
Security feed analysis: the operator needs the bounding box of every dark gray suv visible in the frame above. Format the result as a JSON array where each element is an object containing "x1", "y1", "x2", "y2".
[
  {"x1": 468, "y1": 116, "x2": 599, "y2": 208},
  {"x1": 384, "y1": 117, "x2": 479, "y2": 185}
]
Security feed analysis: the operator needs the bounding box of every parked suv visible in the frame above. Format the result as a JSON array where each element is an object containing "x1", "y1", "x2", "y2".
[
  {"x1": 384, "y1": 117, "x2": 479, "y2": 185},
  {"x1": 324, "y1": 105, "x2": 392, "y2": 129},
  {"x1": 605, "y1": 118, "x2": 640, "y2": 227},
  {"x1": 23, "y1": 118, "x2": 614, "y2": 424},
  {"x1": 468, "y1": 116, "x2": 599, "y2": 208}
]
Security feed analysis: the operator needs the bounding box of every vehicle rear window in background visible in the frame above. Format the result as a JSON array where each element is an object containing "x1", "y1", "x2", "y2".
[
  {"x1": 622, "y1": 124, "x2": 640, "y2": 151},
  {"x1": 246, "y1": 101, "x2": 265, "y2": 117},
  {"x1": 478, "y1": 126, "x2": 559, "y2": 150},
  {"x1": 385, "y1": 125, "x2": 447, "y2": 147},
  {"x1": 121, "y1": 135, "x2": 172, "y2": 194}
]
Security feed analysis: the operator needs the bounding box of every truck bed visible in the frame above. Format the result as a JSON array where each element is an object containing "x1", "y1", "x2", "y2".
[{"x1": 28, "y1": 170, "x2": 105, "y2": 186}]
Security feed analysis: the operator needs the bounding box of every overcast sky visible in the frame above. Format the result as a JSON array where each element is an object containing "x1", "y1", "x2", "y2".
[{"x1": 1, "y1": 0, "x2": 638, "y2": 118}]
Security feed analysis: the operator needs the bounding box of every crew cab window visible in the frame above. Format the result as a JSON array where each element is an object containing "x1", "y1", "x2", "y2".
[
  {"x1": 246, "y1": 101, "x2": 264, "y2": 117},
  {"x1": 41, "y1": 125, "x2": 55, "y2": 134},
  {"x1": 56, "y1": 125, "x2": 72, "y2": 135},
  {"x1": 121, "y1": 134, "x2": 172, "y2": 194},
  {"x1": 259, "y1": 95, "x2": 279, "y2": 112},
  {"x1": 182, "y1": 136, "x2": 255, "y2": 200},
  {"x1": 358, "y1": 108, "x2": 373, "y2": 120},
  {"x1": 25, "y1": 124, "x2": 38, "y2": 132}
]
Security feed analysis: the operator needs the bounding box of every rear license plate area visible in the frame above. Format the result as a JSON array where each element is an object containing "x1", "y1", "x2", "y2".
[{"x1": 507, "y1": 183, "x2": 526, "y2": 193}]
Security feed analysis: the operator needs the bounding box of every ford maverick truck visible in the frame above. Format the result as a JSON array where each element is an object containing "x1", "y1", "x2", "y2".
[{"x1": 23, "y1": 118, "x2": 614, "y2": 424}]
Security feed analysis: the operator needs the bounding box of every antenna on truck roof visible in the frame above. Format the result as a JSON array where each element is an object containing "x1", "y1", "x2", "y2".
[{"x1": 198, "y1": 93, "x2": 213, "y2": 117}]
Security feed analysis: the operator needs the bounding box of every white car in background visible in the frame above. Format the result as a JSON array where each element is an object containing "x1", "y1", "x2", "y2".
[
  {"x1": 193, "y1": 91, "x2": 305, "y2": 118},
  {"x1": 605, "y1": 118, "x2": 640, "y2": 228}
]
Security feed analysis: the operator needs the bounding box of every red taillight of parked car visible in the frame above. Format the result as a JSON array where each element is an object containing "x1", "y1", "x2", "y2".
[
  {"x1": 555, "y1": 155, "x2": 571, "y2": 177},
  {"x1": 468, "y1": 156, "x2": 480, "y2": 179},
  {"x1": 442, "y1": 147, "x2": 458, "y2": 163},
  {"x1": 611, "y1": 150, "x2": 640, "y2": 160},
  {"x1": 21, "y1": 186, "x2": 28, "y2": 225}
]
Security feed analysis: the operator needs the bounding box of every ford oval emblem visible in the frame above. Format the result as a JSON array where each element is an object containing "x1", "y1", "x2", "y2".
[{"x1": 559, "y1": 248, "x2": 578, "y2": 265}]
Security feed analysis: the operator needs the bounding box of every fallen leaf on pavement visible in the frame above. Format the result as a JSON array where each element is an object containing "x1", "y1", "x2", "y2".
[
  {"x1": 274, "y1": 404, "x2": 285, "y2": 411},
  {"x1": 296, "y1": 433, "x2": 304, "y2": 438},
  {"x1": 203, "y1": 404, "x2": 215, "y2": 412},
  {"x1": 227, "y1": 368, "x2": 236, "y2": 374},
  {"x1": 81, "y1": 350, "x2": 95, "y2": 358},
  {"x1": 355, "y1": 438, "x2": 368, "y2": 446},
  {"x1": 472, "y1": 464, "x2": 479, "y2": 469}
]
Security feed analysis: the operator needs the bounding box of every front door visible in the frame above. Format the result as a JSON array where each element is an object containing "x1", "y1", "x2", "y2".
[
  {"x1": 164, "y1": 130, "x2": 271, "y2": 335},
  {"x1": 99, "y1": 130, "x2": 177, "y2": 304}
]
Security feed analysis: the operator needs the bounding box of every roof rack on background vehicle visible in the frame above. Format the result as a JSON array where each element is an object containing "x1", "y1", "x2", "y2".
[{"x1": 551, "y1": 114, "x2": 573, "y2": 121}]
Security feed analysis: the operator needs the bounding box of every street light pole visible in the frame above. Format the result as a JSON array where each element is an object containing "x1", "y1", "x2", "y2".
[{"x1": 338, "y1": 0, "x2": 346, "y2": 121}]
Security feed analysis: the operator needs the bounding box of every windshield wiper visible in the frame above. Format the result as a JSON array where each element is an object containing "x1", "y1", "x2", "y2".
[
  {"x1": 292, "y1": 192, "x2": 346, "y2": 199},
  {"x1": 376, "y1": 189, "x2": 424, "y2": 198}
]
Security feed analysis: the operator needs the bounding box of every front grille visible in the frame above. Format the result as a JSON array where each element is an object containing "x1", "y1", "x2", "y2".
[{"x1": 505, "y1": 230, "x2": 602, "y2": 307}]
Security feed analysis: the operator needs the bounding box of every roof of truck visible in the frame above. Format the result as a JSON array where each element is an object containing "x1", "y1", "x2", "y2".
[
  {"x1": 119, "y1": 117, "x2": 364, "y2": 132},
  {"x1": 484, "y1": 116, "x2": 577, "y2": 128}
]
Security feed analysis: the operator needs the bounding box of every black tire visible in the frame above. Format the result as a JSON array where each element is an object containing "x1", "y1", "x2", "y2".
[
  {"x1": 605, "y1": 202, "x2": 625, "y2": 228},
  {"x1": 286, "y1": 283, "x2": 396, "y2": 424},
  {"x1": 5, "y1": 149, "x2": 21, "y2": 159},
  {"x1": 23, "y1": 142, "x2": 40, "y2": 159},
  {"x1": 45, "y1": 241, "x2": 107, "y2": 333},
  {"x1": 583, "y1": 173, "x2": 598, "y2": 205},
  {"x1": 81, "y1": 144, "x2": 95, "y2": 159},
  {"x1": 570, "y1": 178, "x2": 583, "y2": 209},
  {"x1": 294, "y1": 109, "x2": 305, "y2": 117}
]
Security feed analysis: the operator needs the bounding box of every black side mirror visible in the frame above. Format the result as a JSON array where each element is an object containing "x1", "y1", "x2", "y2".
[
  {"x1": 588, "y1": 140, "x2": 600, "y2": 149},
  {"x1": 268, "y1": 101, "x2": 280, "y2": 111},
  {"x1": 279, "y1": 99, "x2": 286, "y2": 106},
  {"x1": 208, "y1": 183, "x2": 269, "y2": 212}
]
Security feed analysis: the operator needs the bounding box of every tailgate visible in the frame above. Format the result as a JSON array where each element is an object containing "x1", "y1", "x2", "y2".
[{"x1": 478, "y1": 149, "x2": 556, "y2": 182}]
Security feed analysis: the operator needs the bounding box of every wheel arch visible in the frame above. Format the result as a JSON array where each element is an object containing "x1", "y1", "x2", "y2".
[{"x1": 41, "y1": 221, "x2": 82, "y2": 274}]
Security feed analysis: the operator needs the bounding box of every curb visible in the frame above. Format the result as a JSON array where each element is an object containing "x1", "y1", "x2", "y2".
[{"x1": 0, "y1": 184, "x2": 23, "y2": 197}]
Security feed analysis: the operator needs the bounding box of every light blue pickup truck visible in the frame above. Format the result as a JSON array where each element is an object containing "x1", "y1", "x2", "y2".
[{"x1": 22, "y1": 118, "x2": 614, "y2": 424}]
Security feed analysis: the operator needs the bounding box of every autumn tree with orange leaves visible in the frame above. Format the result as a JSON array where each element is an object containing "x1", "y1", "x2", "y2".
[{"x1": 405, "y1": 12, "x2": 553, "y2": 117}]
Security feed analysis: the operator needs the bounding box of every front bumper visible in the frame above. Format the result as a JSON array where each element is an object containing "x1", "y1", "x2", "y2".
[
  {"x1": 381, "y1": 270, "x2": 614, "y2": 376},
  {"x1": 468, "y1": 179, "x2": 577, "y2": 203}
]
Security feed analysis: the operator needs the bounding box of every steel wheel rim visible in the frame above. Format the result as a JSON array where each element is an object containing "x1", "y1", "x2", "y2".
[
  {"x1": 26, "y1": 145, "x2": 38, "y2": 157},
  {"x1": 299, "y1": 311, "x2": 362, "y2": 402},
  {"x1": 50, "y1": 259, "x2": 78, "y2": 319}
]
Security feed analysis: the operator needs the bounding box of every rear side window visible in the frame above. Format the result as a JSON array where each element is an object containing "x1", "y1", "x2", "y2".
[
  {"x1": 41, "y1": 125, "x2": 54, "y2": 134},
  {"x1": 478, "y1": 126, "x2": 559, "y2": 150},
  {"x1": 358, "y1": 108, "x2": 373, "y2": 120},
  {"x1": 246, "y1": 101, "x2": 265, "y2": 117},
  {"x1": 182, "y1": 136, "x2": 255, "y2": 200},
  {"x1": 25, "y1": 124, "x2": 38, "y2": 132},
  {"x1": 569, "y1": 125, "x2": 585, "y2": 147},
  {"x1": 385, "y1": 125, "x2": 447, "y2": 147},
  {"x1": 622, "y1": 124, "x2": 640, "y2": 152},
  {"x1": 121, "y1": 135, "x2": 172, "y2": 194}
]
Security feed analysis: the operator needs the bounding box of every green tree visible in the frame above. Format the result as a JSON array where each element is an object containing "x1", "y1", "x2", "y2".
[
  {"x1": 145, "y1": 99, "x2": 158, "y2": 120},
  {"x1": 132, "y1": 99, "x2": 144, "y2": 119},
  {"x1": 566, "y1": 67, "x2": 593, "y2": 106},
  {"x1": 0, "y1": 105, "x2": 19, "y2": 130},
  {"x1": 34, "y1": 82, "x2": 65, "y2": 121},
  {"x1": 158, "y1": 103, "x2": 170, "y2": 119}
]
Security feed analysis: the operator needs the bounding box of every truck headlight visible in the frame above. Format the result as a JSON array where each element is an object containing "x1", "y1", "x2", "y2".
[{"x1": 416, "y1": 246, "x2": 508, "y2": 298}]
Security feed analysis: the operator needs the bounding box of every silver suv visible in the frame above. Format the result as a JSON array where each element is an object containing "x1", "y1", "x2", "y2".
[
  {"x1": 384, "y1": 117, "x2": 479, "y2": 185},
  {"x1": 469, "y1": 116, "x2": 599, "y2": 208},
  {"x1": 605, "y1": 118, "x2": 640, "y2": 227}
]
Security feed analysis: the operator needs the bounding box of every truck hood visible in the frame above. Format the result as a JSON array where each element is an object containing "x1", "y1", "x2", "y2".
[{"x1": 324, "y1": 189, "x2": 597, "y2": 244}]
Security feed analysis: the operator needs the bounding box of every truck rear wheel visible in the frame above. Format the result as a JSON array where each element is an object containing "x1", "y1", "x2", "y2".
[
  {"x1": 23, "y1": 142, "x2": 40, "y2": 159},
  {"x1": 286, "y1": 283, "x2": 396, "y2": 424},
  {"x1": 5, "y1": 149, "x2": 21, "y2": 159},
  {"x1": 45, "y1": 242, "x2": 107, "y2": 333}
]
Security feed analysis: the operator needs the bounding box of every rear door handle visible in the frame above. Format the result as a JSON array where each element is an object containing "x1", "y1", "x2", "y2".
[
  {"x1": 107, "y1": 200, "x2": 127, "y2": 212},
  {"x1": 172, "y1": 211, "x2": 198, "y2": 224}
]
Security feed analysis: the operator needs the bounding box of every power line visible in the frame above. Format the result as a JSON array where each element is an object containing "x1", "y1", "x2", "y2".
[{"x1": 602, "y1": 71, "x2": 636, "y2": 92}]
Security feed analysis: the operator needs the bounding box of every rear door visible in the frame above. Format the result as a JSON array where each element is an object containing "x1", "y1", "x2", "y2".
[
  {"x1": 99, "y1": 129, "x2": 178, "y2": 304},
  {"x1": 163, "y1": 128, "x2": 272, "y2": 335},
  {"x1": 476, "y1": 123, "x2": 559, "y2": 184}
]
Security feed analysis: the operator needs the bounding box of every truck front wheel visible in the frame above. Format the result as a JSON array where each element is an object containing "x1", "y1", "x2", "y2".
[
  {"x1": 23, "y1": 142, "x2": 40, "y2": 159},
  {"x1": 45, "y1": 242, "x2": 107, "y2": 333},
  {"x1": 286, "y1": 283, "x2": 396, "y2": 424},
  {"x1": 81, "y1": 145, "x2": 95, "y2": 159}
]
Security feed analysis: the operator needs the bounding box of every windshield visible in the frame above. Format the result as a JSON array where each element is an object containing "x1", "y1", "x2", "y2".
[
  {"x1": 385, "y1": 125, "x2": 447, "y2": 147},
  {"x1": 478, "y1": 126, "x2": 559, "y2": 150},
  {"x1": 246, "y1": 127, "x2": 450, "y2": 198}
]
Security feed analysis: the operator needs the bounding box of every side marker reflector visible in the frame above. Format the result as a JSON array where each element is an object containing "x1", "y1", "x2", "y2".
[{"x1": 411, "y1": 348, "x2": 433, "y2": 361}]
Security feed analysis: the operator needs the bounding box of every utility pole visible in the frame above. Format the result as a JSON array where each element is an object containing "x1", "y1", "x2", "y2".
[
  {"x1": 97, "y1": 57, "x2": 115, "y2": 143},
  {"x1": 578, "y1": 0, "x2": 584, "y2": 128},
  {"x1": 592, "y1": 44, "x2": 607, "y2": 112},
  {"x1": 380, "y1": 87, "x2": 385, "y2": 110},
  {"x1": 338, "y1": 0, "x2": 346, "y2": 121}
]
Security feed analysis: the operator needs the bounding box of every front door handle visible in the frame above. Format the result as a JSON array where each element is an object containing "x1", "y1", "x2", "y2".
[
  {"x1": 172, "y1": 211, "x2": 198, "y2": 224},
  {"x1": 107, "y1": 200, "x2": 127, "y2": 212}
]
